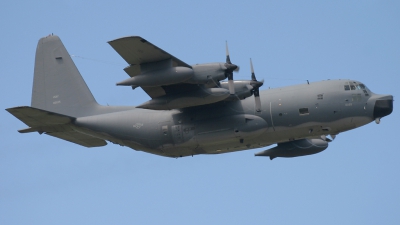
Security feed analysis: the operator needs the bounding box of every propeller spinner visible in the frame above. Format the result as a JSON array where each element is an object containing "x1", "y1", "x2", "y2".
[
  {"x1": 249, "y1": 58, "x2": 264, "y2": 112},
  {"x1": 225, "y1": 42, "x2": 239, "y2": 94}
]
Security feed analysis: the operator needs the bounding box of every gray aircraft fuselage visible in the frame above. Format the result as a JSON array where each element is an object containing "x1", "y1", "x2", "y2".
[{"x1": 74, "y1": 79, "x2": 392, "y2": 157}]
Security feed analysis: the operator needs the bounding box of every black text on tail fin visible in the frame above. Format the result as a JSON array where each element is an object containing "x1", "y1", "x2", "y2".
[{"x1": 31, "y1": 35, "x2": 98, "y2": 117}]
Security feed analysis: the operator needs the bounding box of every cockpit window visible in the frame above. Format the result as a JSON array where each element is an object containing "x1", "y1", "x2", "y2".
[{"x1": 345, "y1": 82, "x2": 369, "y2": 93}]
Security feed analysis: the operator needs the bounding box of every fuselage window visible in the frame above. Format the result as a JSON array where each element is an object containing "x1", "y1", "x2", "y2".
[
  {"x1": 317, "y1": 94, "x2": 323, "y2": 100},
  {"x1": 299, "y1": 108, "x2": 309, "y2": 115}
]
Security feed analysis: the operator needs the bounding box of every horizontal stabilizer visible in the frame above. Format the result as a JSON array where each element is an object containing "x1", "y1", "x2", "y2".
[
  {"x1": 47, "y1": 131, "x2": 107, "y2": 147},
  {"x1": 6, "y1": 106, "x2": 107, "y2": 147},
  {"x1": 6, "y1": 106, "x2": 73, "y2": 127}
]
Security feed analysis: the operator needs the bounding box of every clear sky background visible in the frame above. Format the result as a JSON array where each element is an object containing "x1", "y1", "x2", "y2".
[{"x1": 1, "y1": 1, "x2": 399, "y2": 224}]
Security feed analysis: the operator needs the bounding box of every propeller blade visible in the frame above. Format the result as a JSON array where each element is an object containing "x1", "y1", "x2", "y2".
[
  {"x1": 224, "y1": 41, "x2": 238, "y2": 94},
  {"x1": 226, "y1": 41, "x2": 231, "y2": 64},
  {"x1": 254, "y1": 86, "x2": 261, "y2": 112},
  {"x1": 228, "y1": 79, "x2": 235, "y2": 95},
  {"x1": 249, "y1": 59, "x2": 263, "y2": 112},
  {"x1": 255, "y1": 95, "x2": 261, "y2": 112},
  {"x1": 253, "y1": 83, "x2": 261, "y2": 112},
  {"x1": 250, "y1": 58, "x2": 256, "y2": 81}
]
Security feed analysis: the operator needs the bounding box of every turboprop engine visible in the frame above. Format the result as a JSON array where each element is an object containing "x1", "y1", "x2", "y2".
[
  {"x1": 255, "y1": 139, "x2": 329, "y2": 160},
  {"x1": 184, "y1": 63, "x2": 227, "y2": 85},
  {"x1": 220, "y1": 80, "x2": 255, "y2": 100}
]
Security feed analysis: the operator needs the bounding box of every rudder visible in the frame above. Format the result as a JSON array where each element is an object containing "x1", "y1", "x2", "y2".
[{"x1": 31, "y1": 35, "x2": 98, "y2": 117}]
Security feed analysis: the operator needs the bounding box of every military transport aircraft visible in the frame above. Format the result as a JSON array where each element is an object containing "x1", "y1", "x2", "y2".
[{"x1": 6, "y1": 35, "x2": 393, "y2": 159}]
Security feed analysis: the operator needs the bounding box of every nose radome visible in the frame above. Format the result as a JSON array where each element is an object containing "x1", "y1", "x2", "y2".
[{"x1": 373, "y1": 95, "x2": 393, "y2": 119}]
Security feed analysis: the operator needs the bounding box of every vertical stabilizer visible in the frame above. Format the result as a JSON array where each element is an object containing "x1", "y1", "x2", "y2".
[{"x1": 31, "y1": 35, "x2": 98, "y2": 117}]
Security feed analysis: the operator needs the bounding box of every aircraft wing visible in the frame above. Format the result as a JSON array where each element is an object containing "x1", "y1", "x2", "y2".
[
  {"x1": 108, "y1": 36, "x2": 191, "y2": 77},
  {"x1": 6, "y1": 106, "x2": 107, "y2": 147},
  {"x1": 109, "y1": 36, "x2": 229, "y2": 110},
  {"x1": 109, "y1": 36, "x2": 198, "y2": 99}
]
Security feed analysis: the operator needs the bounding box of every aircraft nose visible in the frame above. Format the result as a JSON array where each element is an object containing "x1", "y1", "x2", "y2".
[{"x1": 373, "y1": 95, "x2": 393, "y2": 119}]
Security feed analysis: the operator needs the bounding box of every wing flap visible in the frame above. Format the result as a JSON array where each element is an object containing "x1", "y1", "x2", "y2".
[
  {"x1": 123, "y1": 64, "x2": 141, "y2": 77},
  {"x1": 141, "y1": 86, "x2": 167, "y2": 99}
]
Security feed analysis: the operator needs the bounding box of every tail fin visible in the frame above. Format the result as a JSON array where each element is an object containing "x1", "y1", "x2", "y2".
[{"x1": 31, "y1": 35, "x2": 98, "y2": 117}]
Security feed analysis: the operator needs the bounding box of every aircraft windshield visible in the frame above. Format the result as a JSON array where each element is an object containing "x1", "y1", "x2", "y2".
[{"x1": 344, "y1": 81, "x2": 369, "y2": 96}]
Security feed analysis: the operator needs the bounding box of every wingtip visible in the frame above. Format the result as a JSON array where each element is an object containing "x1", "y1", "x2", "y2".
[{"x1": 108, "y1": 36, "x2": 144, "y2": 44}]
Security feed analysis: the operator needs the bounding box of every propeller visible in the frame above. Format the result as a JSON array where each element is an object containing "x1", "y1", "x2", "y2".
[
  {"x1": 225, "y1": 42, "x2": 239, "y2": 94},
  {"x1": 249, "y1": 58, "x2": 264, "y2": 112}
]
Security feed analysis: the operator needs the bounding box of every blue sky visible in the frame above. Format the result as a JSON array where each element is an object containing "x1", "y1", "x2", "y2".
[{"x1": 1, "y1": 1, "x2": 399, "y2": 224}]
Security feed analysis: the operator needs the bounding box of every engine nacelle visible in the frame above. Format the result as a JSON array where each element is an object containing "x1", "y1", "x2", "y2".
[
  {"x1": 116, "y1": 67, "x2": 194, "y2": 87},
  {"x1": 255, "y1": 139, "x2": 329, "y2": 160},
  {"x1": 185, "y1": 63, "x2": 226, "y2": 85}
]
